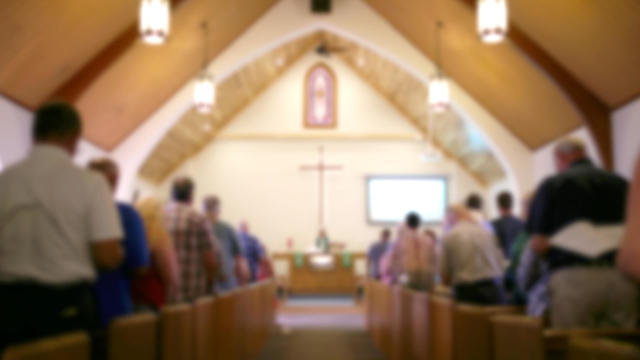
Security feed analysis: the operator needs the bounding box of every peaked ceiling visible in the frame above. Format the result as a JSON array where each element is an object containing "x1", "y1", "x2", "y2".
[
  {"x1": 0, "y1": 0, "x2": 279, "y2": 150},
  {"x1": 139, "y1": 30, "x2": 507, "y2": 186},
  {"x1": 1, "y1": 0, "x2": 638, "y2": 167},
  {"x1": 365, "y1": 0, "x2": 640, "y2": 168}
]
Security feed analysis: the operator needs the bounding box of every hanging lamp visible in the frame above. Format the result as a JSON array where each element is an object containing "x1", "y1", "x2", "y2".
[
  {"x1": 193, "y1": 21, "x2": 216, "y2": 114},
  {"x1": 139, "y1": 0, "x2": 170, "y2": 45},
  {"x1": 428, "y1": 21, "x2": 450, "y2": 113},
  {"x1": 477, "y1": 0, "x2": 508, "y2": 44}
]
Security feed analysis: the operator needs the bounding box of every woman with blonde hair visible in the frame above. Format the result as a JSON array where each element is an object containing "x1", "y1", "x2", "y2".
[{"x1": 131, "y1": 197, "x2": 180, "y2": 309}]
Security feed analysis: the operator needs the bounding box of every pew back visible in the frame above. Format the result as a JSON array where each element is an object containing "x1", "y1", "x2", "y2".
[
  {"x1": 453, "y1": 305, "x2": 522, "y2": 360},
  {"x1": 160, "y1": 304, "x2": 193, "y2": 360},
  {"x1": 411, "y1": 291, "x2": 430, "y2": 360},
  {"x1": 391, "y1": 287, "x2": 413, "y2": 360},
  {"x1": 2, "y1": 332, "x2": 89, "y2": 360},
  {"x1": 108, "y1": 313, "x2": 158, "y2": 360},
  {"x1": 430, "y1": 295, "x2": 454, "y2": 360},
  {"x1": 214, "y1": 291, "x2": 238, "y2": 360},
  {"x1": 193, "y1": 296, "x2": 216, "y2": 360}
]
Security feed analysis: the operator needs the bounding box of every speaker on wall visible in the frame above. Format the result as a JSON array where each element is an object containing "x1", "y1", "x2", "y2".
[{"x1": 311, "y1": 0, "x2": 331, "y2": 13}]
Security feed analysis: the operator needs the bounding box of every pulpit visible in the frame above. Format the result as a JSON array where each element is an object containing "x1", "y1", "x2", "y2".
[{"x1": 273, "y1": 252, "x2": 366, "y2": 295}]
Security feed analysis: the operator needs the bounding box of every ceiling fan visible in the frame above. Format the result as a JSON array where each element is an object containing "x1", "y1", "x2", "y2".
[{"x1": 315, "y1": 41, "x2": 350, "y2": 57}]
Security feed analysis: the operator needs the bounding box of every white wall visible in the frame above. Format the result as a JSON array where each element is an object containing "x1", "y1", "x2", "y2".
[
  {"x1": 0, "y1": 96, "x2": 107, "y2": 172},
  {"x1": 532, "y1": 126, "x2": 602, "y2": 186},
  {"x1": 612, "y1": 97, "x2": 640, "y2": 179},
  {"x1": 0, "y1": 96, "x2": 32, "y2": 171},
  {"x1": 161, "y1": 141, "x2": 485, "y2": 253},
  {"x1": 111, "y1": 0, "x2": 532, "y2": 202},
  {"x1": 153, "y1": 51, "x2": 487, "y2": 252}
]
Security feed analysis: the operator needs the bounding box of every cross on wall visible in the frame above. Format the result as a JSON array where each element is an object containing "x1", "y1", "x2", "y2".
[{"x1": 299, "y1": 146, "x2": 343, "y2": 230}]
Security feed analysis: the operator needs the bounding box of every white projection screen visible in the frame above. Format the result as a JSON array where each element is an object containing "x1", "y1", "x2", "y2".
[{"x1": 367, "y1": 176, "x2": 448, "y2": 224}]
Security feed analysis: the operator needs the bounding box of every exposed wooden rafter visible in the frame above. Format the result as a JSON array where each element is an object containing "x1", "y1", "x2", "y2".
[
  {"x1": 51, "y1": 0, "x2": 188, "y2": 104},
  {"x1": 459, "y1": 0, "x2": 613, "y2": 169}
]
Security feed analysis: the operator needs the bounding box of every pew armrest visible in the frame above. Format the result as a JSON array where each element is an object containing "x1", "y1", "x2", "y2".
[
  {"x1": 491, "y1": 315, "x2": 545, "y2": 360},
  {"x1": 568, "y1": 336, "x2": 640, "y2": 360},
  {"x1": 544, "y1": 329, "x2": 640, "y2": 359}
]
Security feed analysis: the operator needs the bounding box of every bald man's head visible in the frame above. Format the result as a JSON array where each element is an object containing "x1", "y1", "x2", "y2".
[{"x1": 554, "y1": 138, "x2": 587, "y2": 172}]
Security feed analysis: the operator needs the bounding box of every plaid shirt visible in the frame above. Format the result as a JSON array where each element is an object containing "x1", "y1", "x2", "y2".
[{"x1": 164, "y1": 202, "x2": 216, "y2": 304}]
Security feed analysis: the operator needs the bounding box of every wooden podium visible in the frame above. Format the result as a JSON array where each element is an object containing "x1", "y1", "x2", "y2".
[{"x1": 274, "y1": 252, "x2": 366, "y2": 295}]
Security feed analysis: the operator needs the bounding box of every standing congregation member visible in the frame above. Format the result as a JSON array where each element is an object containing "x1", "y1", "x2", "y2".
[
  {"x1": 389, "y1": 213, "x2": 437, "y2": 291},
  {"x1": 367, "y1": 228, "x2": 391, "y2": 280},
  {"x1": 491, "y1": 191, "x2": 525, "y2": 257},
  {"x1": 203, "y1": 196, "x2": 247, "y2": 292},
  {"x1": 528, "y1": 138, "x2": 636, "y2": 328},
  {"x1": 133, "y1": 197, "x2": 180, "y2": 310},
  {"x1": 466, "y1": 193, "x2": 493, "y2": 232},
  {"x1": 238, "y1": 221, "x2": 267, "y2": 283},
  {"x1": 0, "y1": 102, "x2": 124, "y2": 352},
  {"x1": 440, "y1": 205, "x2": 506, "y2": 305},
  {"x1": 88, "y1": 158, "x2": 150, "y2": 327},
  {"x1": 166, "y1": 178, "x2": 217, "y2": 303},
  {"x1": 619, "y1": 155, "x2": 640, "y2": 280}
]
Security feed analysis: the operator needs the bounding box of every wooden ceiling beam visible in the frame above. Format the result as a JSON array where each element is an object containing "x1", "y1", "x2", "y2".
[
  {"x1": 51, "y1": 0, "x2": 188, "y2": 104},
  {"x1": 342, "y1": 55, "x2": 489, "y2": 188},
  {"x1": 459, "y1": 0, "x2": 613, "y2": 169}
]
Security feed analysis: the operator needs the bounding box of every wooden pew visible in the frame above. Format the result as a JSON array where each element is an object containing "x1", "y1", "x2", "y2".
[
  {"x1": 392, "y1": 286, "x2": 414, "y2": 360},
  {"x1": 2, "y1": 332, "x2": 89, "y2": 360},
  {"x1": 160, "y1": 304, "x2": 193, "y2": 360},
  {"x1": 429, "y1": 295, "x2": 454, "y2": 360},
  {"x1": 411, "y1": 291, "x2": 431, "y2": 360},
  {"x1": 569, "y1": 336, "x2": 640, "y2": 360},
  {"x1": 214, "y1": 291, "x2": 239, "y2": 360},
  {"x1": 379, "y1": 282, "x2": 394, "y2": 358},
  {"x1": 492, "y1": 314, "x2": 640, "y2": 360},
  {"x1": 193, "y1": 296, "x2": 216, "y2": 360},
  {"x1": 108, "y1": 313, "x2": 158, "y2": 360},
  {"x1": 453, "y1": 304, "x2": 522, "y2": 360}
]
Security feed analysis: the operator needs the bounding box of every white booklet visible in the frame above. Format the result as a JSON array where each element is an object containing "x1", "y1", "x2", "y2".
[{"x1": 550, "y1": 221, "x2": 625, "y2": 259}]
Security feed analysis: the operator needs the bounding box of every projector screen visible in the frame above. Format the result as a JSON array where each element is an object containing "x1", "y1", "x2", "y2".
[{"x1": 367, "y1": 176, "x2": 448, "y2": 224}]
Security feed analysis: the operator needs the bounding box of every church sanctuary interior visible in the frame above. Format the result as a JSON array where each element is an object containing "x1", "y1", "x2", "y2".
[{"x1": 2, "y1": 0, "x2": 640, "y2": 359}]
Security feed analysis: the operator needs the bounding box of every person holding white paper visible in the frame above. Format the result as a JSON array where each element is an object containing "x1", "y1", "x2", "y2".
[
  {"x1": 618, "y1": 156, "x2": 640, "y2": 280},
  {"x1": 527, "y1": 138, "x2": 635, "y2": 328}
]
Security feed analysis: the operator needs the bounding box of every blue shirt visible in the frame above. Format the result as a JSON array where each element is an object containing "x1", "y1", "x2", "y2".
[
  {"x1": 94, "y1": 203, "x2": 150, "y2": 326},
  {"x1": 368, "y1": 241, "x2": 390, "y2": 279},
  {"x1": 238, "y1": 231, "x2": 265, "y2": 282}
]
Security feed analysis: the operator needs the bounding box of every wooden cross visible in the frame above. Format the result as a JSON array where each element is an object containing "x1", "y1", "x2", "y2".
[{"x1": 300, "y1": 146, "x2": 343, "y2": 229}]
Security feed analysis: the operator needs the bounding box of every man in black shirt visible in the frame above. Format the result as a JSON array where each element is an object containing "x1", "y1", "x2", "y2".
[
  {"x1": 492, "y1": 191, "x2": 525, "y2": 257},
  {"x1": 527, "y1": 138, "x2": 636, "y2": 328}
]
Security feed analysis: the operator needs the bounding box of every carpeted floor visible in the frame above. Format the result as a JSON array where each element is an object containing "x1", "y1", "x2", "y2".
[
  {"x1": 255, "y1": 328, "x2": 385, "y2": 360},
  {"x1": 256, "y1": 296, "x2": 385, "y2": 359}
]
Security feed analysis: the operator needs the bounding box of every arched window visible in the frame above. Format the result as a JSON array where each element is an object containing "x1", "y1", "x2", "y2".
[{"x1": 304, "y1": 63, "x2": 337, "y2": 128}]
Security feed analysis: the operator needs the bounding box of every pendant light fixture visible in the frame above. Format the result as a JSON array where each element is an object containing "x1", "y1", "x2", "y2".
[
  {"x1": 477, "y1": 0, "x2": 508, "y2": 44},
  {"x1": 428, "y1": 21, "x2": 450, "y2": 114},
  {"x1": 193, "y1": 21, "x2": 216, "y2": 114},
  {"x1": 139, "y1": 0, "x2": 170, "y2": 45}
]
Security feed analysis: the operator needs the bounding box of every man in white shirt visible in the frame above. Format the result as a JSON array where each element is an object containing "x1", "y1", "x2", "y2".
[
  {"x1": 440, "y1": 205, "x2": 506, "y2": 305},
  {"x1": 0, "y1": 102, "x2": 124, "y2": 352}
]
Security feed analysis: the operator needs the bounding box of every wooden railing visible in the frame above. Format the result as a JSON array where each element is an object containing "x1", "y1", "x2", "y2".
[
  {"x1": 364, "y1": 279, "x2": 640, "y2": 360},
  {"x1": 2, "y1": 281, "x2": 277, "y2": 360}
]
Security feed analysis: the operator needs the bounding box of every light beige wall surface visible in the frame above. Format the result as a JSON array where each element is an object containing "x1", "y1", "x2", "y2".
[{"x1": 153, "y1": 51, "x2": 487, "y2": 252}]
